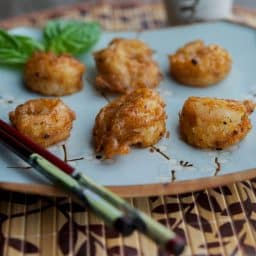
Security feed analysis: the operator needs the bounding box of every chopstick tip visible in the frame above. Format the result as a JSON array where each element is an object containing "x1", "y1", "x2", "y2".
[
  {"x1": 113, "y1": 216, "x2": 135, "y2": 237},
  {"x1": 165, "y1": 236, "x2": 185, "y2": 255}
]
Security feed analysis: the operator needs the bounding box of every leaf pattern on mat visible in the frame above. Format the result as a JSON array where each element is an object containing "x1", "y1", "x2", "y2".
[
  {"x1": 104, "y1": 226, "x2": 120, "y2": 239},
  {"x1": 107, "y1": 246, "x2": 138, "y2": 256},
  {"x1": 213, "y1": 186, "x2": 232, "y2": 195},
  {"x1": 197, "y1": 192, "x2": 222, "y2": 212},
  {"x1": 58, "y1": 222, "x2": 78, "y2": 254},
  {"x1": 7, "y1": 192, "x2": 41, "y2": 205},
  {"x1": 242, "y1": 193, "x2": 256, "y2": 217},
  {"x1": 152, "y1": 203, "x2": 180, "y2": 213},
  {"x1": 58, "y1": 201, "x2": 86, "y2": 213},
  {"x1": 199, "y1": 241, "x2": 229, "y2": 249},
  {"x1": 185, "y1": 212, "x2": 212, "y2": 233},
  {"x1": 0, "y1": 233, "x2": 5, "y2": 256},
  {"x1": 152, "y1": 203, "x2": 191, "y2": 214},
  {"x1": 8, "y1": 238, "x2": 39, "y2": 253},
  {"x1": 76, "y1": 241, "x2": 87, "y2": 256},
  {"x1": 90, "y1": 223, "x2": 120, "y2": 240},
  {"x1": 87, "y1": 235, "x2": 97, "y2": 255},
  {"x1": 149, "y1": 196, "x2": 159, "y2": 203},
  {"x1": 219, "y1": 220, "x2": 245, "y2": 237},
  {"x1": 158, "y1": 217, "x2": 176, "y2": 227},
  {"x1": 1, "y1": 181, "x2": 256, "y2": 255},
  {"x1": 250, "y1": 219, "x2": 256, "y2": 232},
  {"x1": 221, "y1": 202, "x2": 243, "y2": 216},
  {"x1": 90, "y1": 224, "x2": 104, "y2": 236},
  {"x1": 0, "y1": 213, "x2": 7, "y2": 223},
  {"x1": 240, "y1": 233, "x2": 256, "y2": 254}
]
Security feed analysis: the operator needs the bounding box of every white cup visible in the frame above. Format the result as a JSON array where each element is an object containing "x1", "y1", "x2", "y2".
[{"x1": 163, "y1": 0, "x2": 233, "y2": 25}]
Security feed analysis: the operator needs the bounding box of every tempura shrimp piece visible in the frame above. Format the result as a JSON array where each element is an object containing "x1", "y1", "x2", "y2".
[
  {"x1": 169, "y1": 40, "x2": 232, "y2": 87},
  {"x1": 179, "y1": 96, "x2": 255, "y2": 149},
  {"x1": 94, "y1": 38, "x2": 162, "y2": 93},
  {"x1": 24, "y1": 52, "x2": 85, "y2": 96},
  {"x1": 9, "y1": 98, "x2": 76, "y2": 147},
  {"x1": 93, "y1": 88, "x2": 167, "y2": 158}
]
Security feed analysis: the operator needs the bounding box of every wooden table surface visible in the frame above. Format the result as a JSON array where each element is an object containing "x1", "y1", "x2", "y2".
[{"x1": 0, "y1": 0, "x2": 256, "y2": 21}]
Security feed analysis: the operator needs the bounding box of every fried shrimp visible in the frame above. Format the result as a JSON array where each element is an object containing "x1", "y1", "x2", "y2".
[
  {"x1": 24, "y1": 52, "x2": 85, "y2": 96},
  {"x1": 9, "y1": 98, "x2": 76, "y2": 147},
  {"x1": 94, "y1": 38, "x2": 162, "y2": 93},
  {"x1": 179, "y1": 96, "x2": 255, "y2": 149},
  {"x1": 93, "y1": 88, "x2": 167, "y2": 158},
  {"x1": 169, "y1": 40, "x2": 232, "y2": 87}
]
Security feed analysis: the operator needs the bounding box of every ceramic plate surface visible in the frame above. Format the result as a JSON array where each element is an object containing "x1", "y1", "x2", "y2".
[{"x1": 0, "y1": 21, "x2": 256, "y2": 196}]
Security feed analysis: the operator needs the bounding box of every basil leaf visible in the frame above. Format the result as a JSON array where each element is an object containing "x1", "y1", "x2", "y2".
[
  {"x1": 0, "y1": 30, "x2": 44, "y2": 65},
  {"x1": 43, "y1": 20, "x2": 101, "y2": 55}
]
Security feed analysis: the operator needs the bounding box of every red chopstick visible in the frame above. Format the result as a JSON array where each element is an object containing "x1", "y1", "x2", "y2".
[{"x1": 0, "y1": 119, "x2": 74, "y2": 174}]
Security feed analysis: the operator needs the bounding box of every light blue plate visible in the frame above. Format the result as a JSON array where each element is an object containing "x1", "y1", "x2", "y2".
[{"x1": 0, "y1": 21, "x2": 256, "y2": 196}]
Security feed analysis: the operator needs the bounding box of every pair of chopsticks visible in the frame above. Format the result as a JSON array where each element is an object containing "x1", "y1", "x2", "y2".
[{"x1": 0, "y1": 119, "x2": 185, "y2": 255}]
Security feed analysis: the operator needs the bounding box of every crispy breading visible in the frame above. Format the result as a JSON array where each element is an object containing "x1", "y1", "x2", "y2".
[
  {"x1": 93, "y1": 88, "x2": 167, "y2": 158},
  {"x1": 179, "y1": 96, "x2": 255, "y2": 149},
  {"x1": 9, "y1": 98, "x2": 76, "y2": 147},
  {"x1": 94, "y1": 38, "x2": 162, "y2": 93},
  {"x1": 24, "y1": 52, "x2": 85, "y2": 96},
  {"x1": 169, "y1": 40, "x2": 232, "y2": 87}
]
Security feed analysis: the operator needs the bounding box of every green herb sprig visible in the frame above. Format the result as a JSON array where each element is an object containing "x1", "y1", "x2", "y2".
[
  {"x1": 0, "y1": 20, "x2": 101, "y2": 65},
  {"x1": 0, "y1": 30, "x2": 44, "y2": 65},
  {"x1": 44, "y1": 20, "x2": 101, "y2": 55}
]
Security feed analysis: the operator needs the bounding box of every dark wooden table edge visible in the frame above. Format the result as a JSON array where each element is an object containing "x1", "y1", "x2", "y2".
[
  {"x1": 0, "y1": 1, "x2": 161, "y2": 29},
  {"x1": 0, "y1": 3, "x2": 254, "y2": 29}
]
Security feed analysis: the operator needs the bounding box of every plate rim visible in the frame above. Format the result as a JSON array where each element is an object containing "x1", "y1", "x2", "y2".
[{"x1": 1, "y1": 167, "x2": 256, "y2": 197}]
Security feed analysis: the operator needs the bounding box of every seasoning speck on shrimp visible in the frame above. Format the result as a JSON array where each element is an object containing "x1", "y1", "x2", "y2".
[
  {"x1": 9, "y1": 98, "x2": 76, "y2": 147},
  {"x1": 179, "y1": 96, "x2": 255, "y2": 149},
  {"x1": 93, "y1": 88, "x2": 167, "y2": 158},
  {"x1": 94, "y1": 38, "x2": 162, "y2": 93},
  {"x1": 24, "y1": 52, "x2": 85, "y2": 96},
  {"x1": 169, "y1": 40, "x2": 232, "y2": 87}
]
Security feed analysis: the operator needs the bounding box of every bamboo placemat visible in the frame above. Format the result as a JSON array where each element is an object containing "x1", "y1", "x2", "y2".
[{"x1": 1, "y1": 2, "x2": 256, "y2": 255}]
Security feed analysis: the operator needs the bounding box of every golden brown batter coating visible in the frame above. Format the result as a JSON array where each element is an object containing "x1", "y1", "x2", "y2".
[
  {"x1": 169, "y1": 40, "x2": 232, "y2": 87},
  {"x1": 94, "y1": 38, "x2": 162, "y2": 93},
  {"x1": 24, "y1": 52, "x2": 85, "y2": 96},
  {"x1": 179, "y1": 96, "x2": 255, "y2": 149},
  {"x1": 9, "y1": 98, "x2": 76, "y2": 147},
  {"x1": 93, "y1": 88, "x2": 167, "y2": 158}
]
